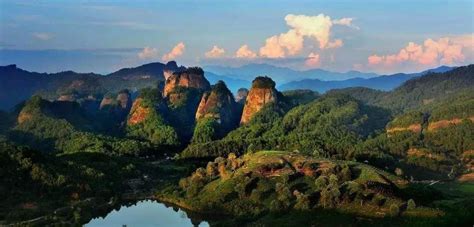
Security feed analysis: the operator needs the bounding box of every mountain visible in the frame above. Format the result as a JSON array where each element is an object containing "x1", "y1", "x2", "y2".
[
  {"x1": 240, "y1": 76, "x2": 279, "y2": 124},
  {"x1": 204, "y1": 71, "x2": 251, "y2": 93},
  {"x1": 0, "y1": 62, "x2": 454, "y2": 111},
  {"x1": 279, "y1": 65, "x2": 456, "y2": 92},
  {"x1": 108, "y1": 61, "x2": 183, "y2": 79},
  {"x1": 204, "y1": 63, "x2": 378, "y2": 84},
  {"x1": 0, "y1": 61, "x2": 182, "y2": 111},
  {"x1": 328, "y1": 65, "x2": 474, "y2": 113},
  {"x1": 192, "y1": 81, "x2": 240, "y2": 143}
]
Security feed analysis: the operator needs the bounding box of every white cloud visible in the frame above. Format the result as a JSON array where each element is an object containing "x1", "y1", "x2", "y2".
[
  {"x1": 205, "y1": 45, "x2": 225, "y2": 58},
  {"x1": 367, "y1": 35, "x2": 473, "y2": 70},
  {"x1": 332, "y1": 17, "x2": 359, "y2": 30},
  {"x1": 32, "y1": 32, "x2": 53, "y2": 41},
  {"x1": 305, "y1": 52, "x2": 320, "y2": 68},
  {"x1": 162, "y1": 42, "x2": 185, "y2": 62},
  {"x1": 259, "y1": 14, "x2": 355, "y2": 58},
  {"x1": 235, "y1": 45, "x2": 257, "y2": 58},
  {"x1": 138, "y1": 47, "x2": 159, "y2": 59}
]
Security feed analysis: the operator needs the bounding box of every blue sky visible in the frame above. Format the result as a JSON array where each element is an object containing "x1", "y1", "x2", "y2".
[{"x1": 0, "y1": 0, "x2": 472, "y2": 74}]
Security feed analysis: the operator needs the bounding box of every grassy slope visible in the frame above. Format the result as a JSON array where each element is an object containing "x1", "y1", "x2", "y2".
[{"x1": 157, "y1": 151, "x2": 449, "y2": 225}]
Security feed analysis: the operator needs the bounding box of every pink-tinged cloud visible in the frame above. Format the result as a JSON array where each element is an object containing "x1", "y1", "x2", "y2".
[
  {"x1": 305, "y1": 52, "x2": 320, "y2": 68},
  {"x1": 205, "y1": 45, "x2": 225, "y2": 58},
  {"x1": 367, "y1": 36, "x2": 472, "y2": 71},
  {"x1": 368, "y1": 55, "x2": 383, "y2": 65},
  {"x1": 138, "y1": 47, "x2": 158, "y2": 59},
  {"x1": 259, "y1": 14, "x2": 355, "y2": 58},
  {"x1": 162, "y1": 42, "x2": 185, "y2": 61},
  {"x1": 235, "y1": 45, "x2": 257, "y2": 58}
]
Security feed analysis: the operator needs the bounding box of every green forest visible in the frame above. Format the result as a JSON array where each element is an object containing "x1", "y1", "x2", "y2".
[{"x1": 0, "y1": 65, "x2": 473, "y2": 226}]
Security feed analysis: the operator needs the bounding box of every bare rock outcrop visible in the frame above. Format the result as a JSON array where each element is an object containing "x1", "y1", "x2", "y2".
[
  {"x1": 240, "y1": 76, "x2": 278, "y2": 124},
  {"x1": 195, "y1": 81, "x2": 238, "y2": 129},
  {"x1": 163, "y1": 67, "x2": 211, "y2": 97}
]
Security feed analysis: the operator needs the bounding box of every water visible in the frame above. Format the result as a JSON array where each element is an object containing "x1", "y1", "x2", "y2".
[{"x1": 86, "y1": 200, "x2": 209, "y2": 227}]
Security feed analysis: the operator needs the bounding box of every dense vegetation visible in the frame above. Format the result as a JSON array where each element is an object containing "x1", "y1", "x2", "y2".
[
  {"x1": 0, "y1": 137, "x2": 165, "y2": 223},
  {"x1": 8, "y1": 95, "x2": 151, "y2": 156},
  {"x1": 125, "y1": 88, "x2": 179, "y2": 149},
  {"x1": 182, "y1": 94, "x2": 390, "y2": 160},
  {"x1": 159, "y1": 151, "x2": 452, "y2": 224},
  {"x1": 331, "y1": 65, "x2": 474, "y2": 114},
  {"x1": 1, "y1": 64, "x2": 473, "y2": 225}
]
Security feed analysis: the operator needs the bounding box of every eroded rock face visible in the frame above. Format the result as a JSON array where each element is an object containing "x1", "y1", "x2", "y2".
[
  {"x1": 195, "y1": 81, "x2": 238, "y2": 128},
  {"x1": 235, "y1": 88, "x2": 249, "y2": 104},
  {"x1": 163, "y1": 69, "x2": 174, "y2": 80},
  {"x1": 163, "y1": 67, "x2": 211, "y2": 97},
  {"x1": 240, "y1": 76, "x2": 278, "y2": 124},
  {"x1": 127, "y1": 98, "x2": 150, "y2": 125},
  {"x1": 17, "y1": 110, "x2": 33, "y2": 124}
]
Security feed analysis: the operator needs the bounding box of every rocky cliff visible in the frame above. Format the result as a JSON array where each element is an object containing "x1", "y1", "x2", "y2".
[
  {"x1": 240, "y1": 76, "x2": 278, "y2": 124},
  {"x1": 195, "y1": 81, "x2": 238, "y2": 130},
  {"x1": 163, "y1": 67, "x2": 211, "y2": 97},
  {"x1": 127, "y1": 98, "x2": 149, "y2": 125}
]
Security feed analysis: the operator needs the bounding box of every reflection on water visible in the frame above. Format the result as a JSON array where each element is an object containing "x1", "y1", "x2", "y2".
[{"x1": 86, "y1": 200, "x2": 209, "y2": 227}]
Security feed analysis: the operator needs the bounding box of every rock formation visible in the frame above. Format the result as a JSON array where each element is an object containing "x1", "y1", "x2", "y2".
[
  {"x1": 195, "y1": 81, "x2": 238, "y2": 129},
  {"x1": 163, "y1": 67, "x2": 211, "y2": 97},
  {"x1": 240, "y1": 76, "x2": 278, "y2": 124},
  {"x1": 127, "y1": 98, "x2": 149, "y2": 125}
]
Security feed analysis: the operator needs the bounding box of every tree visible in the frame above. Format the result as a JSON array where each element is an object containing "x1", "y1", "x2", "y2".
[
  {"x1": 294, "y1": 192, "x2": 311, "y2": 210},
  {"x1": 407, "y1": 199, "x2": 416, "y2": 210},
  {"x1": 389, "y1": 204, "x2": 400, "y2": 216}
]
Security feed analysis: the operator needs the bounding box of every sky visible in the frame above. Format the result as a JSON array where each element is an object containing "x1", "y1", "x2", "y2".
[{"x1": 0, "y1": 0, "x2": 473, "y2": 74}]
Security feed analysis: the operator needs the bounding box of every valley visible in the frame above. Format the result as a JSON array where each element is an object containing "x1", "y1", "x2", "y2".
[{"x1": 0, "y1": 62, "x2": 472, "y2": 226}]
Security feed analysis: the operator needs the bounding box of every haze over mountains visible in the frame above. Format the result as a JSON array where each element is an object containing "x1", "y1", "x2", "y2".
[
  {"x1": 205, "y1": 64, "x2": 455, "y2": 92},
  {"x1": 0, "y1": 61, "x2": 457, "y2": 111}
]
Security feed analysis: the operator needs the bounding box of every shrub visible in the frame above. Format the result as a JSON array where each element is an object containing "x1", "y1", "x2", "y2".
[
  {"x1": 294, "y1": 193, "x2": 311, "y2": 210},
  {"x1": 389, "y1": 204, "x2": 400, "y2": 216},
  {"x1": 340, "y1": 165, "x2": 352, "y2": 182},
  {"x1": 314, "y1": 176, "x2": 328, "y2": 190},
  {"x1": 407, "y1": 199, "x2": 416, "y2": 210},
  {"x1": 372, "y1": 194, "x2": 386, "y2": 206}
]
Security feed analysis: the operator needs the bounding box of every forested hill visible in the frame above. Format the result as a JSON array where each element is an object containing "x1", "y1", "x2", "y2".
[{"x1": 328, "y1": 64, "x2": 474, "y2": 113}]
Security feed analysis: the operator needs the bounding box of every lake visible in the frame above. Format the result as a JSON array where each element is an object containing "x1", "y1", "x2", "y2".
[{"x1": 86, "y1": 200, "x2": 209, "y2": 227}]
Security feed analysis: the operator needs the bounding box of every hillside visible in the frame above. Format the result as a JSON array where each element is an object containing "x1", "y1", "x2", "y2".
[
  {"x1": 328, "y1": 65, "x2": 474, "y2": 113},
  {"x1": 181, "y1": 93, "x2": 390, "y2": 159},
  {"x1": 158, "y1": 151, "x2": 442, "y2": 225}
]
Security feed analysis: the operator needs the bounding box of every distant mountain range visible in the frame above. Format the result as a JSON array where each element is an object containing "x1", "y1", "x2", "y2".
[
  {"x1": 278, "y1": 65, "x2": 455, "y2": 92},
  {"x1": 204, "y1": 63, "x2": 379, "y2": 84},
  {"x1": 204, "y1": 63, "x2": 455, "y2": 93},
  {"x1": 0, "y1": 60, "x2": 457, "y2": 111}
]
